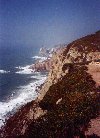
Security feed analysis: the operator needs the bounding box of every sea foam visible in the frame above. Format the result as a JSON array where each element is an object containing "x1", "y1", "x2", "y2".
[
  {"x1": 15, "y1": 65, "x2": 34, "y2": 74},
  {"x1": 32, "y1": 56, "x2": 47, "y2": 62},
  {"x1": 0, "y1": 70, "x2": 10, "y2": 74},
  {"x1": 0, "y1": 74, "x2": 46, "y2": 127},
  {"x1": 0, "y1": 55, "x2": 47, "y2": 127}
]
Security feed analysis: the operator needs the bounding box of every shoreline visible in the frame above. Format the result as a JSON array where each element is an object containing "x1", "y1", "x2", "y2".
[
  {"x1": 0, "y1": 59, "x2": 48, "y2": 128},
  {"x1": 0, "y1": 31, "x2": 100, "y2": 137}
]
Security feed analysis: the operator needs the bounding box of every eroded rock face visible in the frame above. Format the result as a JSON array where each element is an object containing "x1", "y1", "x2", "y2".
[
  {"x1": 50, "y1": 31, "x2": 100, "y2": 81},
  {"x1": 0, "y1": 31, "x2": 100, "y2": 138},
  {"x1": 38, "y1": 31, "x2": 100, "y2": 100},
  {"x1": 30, "y1": 59, "x2": 52, "y2": 72},
  {"x1": 31, "y1": 31, "x2": 100, "y2": 77}
]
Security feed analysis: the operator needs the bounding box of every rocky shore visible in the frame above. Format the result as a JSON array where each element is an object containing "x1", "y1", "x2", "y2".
[
  {"x1": 29, "y1": 46, "x2": 65, "y2": 72},
  {"x1": 0, "y1": 31, "x2": 100, "y2": 138}
]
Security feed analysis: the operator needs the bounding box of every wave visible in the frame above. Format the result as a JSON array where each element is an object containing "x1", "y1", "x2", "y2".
[
  {"x1": 0, "y1": 74, "x2": 46, "y2": 127},
  {"x1": 32, "y1": 56, "x2": 47, "y2": 62},
  {"x1": 32, "y1": 56, "x2": 47, "y2": 60},
  {"x1": 15, "y1": 65, "x2": 34, "y2": 74},
  {"x1": 0, "y1": 69, "x2": 10, "y2": 74}
]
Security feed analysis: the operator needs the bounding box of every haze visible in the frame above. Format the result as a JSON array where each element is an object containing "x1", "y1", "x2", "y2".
[{"x1": 0, "y1": 0, "x2": 100, "y2": 48}]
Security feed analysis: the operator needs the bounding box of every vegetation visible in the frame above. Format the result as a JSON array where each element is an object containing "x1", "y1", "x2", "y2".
[
  {"x1": 63, "y1": 31, "x2": 100, "y2": 59},
  {"x1": 0, "y1": 31, "x2": 100, "y2": 138},
  {"x1": 25, "y1": 65, "x2": 100, "y2": 138}
]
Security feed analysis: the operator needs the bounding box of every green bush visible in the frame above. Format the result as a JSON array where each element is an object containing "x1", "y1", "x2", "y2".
[{"x1": 26, "y1": 65, "x2": 99, "y2": 138}]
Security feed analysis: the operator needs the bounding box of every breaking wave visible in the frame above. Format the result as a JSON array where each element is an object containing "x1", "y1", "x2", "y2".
[
  {"x1": 0, "y1": 70, "x2": 10, "y2": 74},
  {"x1": 15, "y1": 65, "x2": 34, "y2": 74},
  {"x1": 0, "y1": 73, "x2": 46, "y2": 127},
  {"x1": 32, "y1": 56, "x2": 47, "y2": 62},
  {"x1": 0, "y1": 53, "x2": 48, "y2": 127}
]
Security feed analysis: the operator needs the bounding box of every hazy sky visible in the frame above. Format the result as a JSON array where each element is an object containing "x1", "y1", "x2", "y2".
[{"x1": 0, "y1": 0, "x2": 100, "y2": 47}]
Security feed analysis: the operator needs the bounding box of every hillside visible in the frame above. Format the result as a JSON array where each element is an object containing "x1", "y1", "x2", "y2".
[{"x1": 0, "y1": 31, "x2": 100, "y2": 138}]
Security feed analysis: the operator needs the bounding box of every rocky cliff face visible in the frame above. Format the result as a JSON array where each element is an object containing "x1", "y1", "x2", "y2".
[
  {"x1": 38, "y1": 31, "x2": 100, "y2": 100},
  {"x1": 49, "y1": 31, "x2": 100, "y2": 81},
  {"x1": 0, "y1": 31, "x2": 100, "y2": 138},
  {"x1": 30, "y1": 46, "x2": 65, "y2": 72}
]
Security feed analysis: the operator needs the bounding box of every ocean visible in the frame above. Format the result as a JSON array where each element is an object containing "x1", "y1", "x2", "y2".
[{"x1": 0, "y1": 45, "x2": 47, "y2": 127}]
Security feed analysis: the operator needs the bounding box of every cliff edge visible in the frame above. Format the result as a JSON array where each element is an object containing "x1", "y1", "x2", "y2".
[{"x1": 0, "y1": 31, "x2": 100, "y2": 138}]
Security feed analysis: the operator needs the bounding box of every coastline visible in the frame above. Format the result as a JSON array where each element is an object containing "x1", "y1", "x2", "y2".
[
  {"x1": 0, "y1": 31, "x2": 100, "y2": 137},
  {"x1": 0, "y1": 56, "x2": 48, "y2": 128}
]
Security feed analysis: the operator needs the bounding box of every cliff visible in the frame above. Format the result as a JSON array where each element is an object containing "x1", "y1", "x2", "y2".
[
  {"x1": 38, "y1": 31, "x2": 100, "y2": 100},
  {"x1": 0, "y1": 31, "x2": 100, "y2": 138},
  {"x1": 30, "y1": 58, "x2": 52, "y2": 72},
  {"x1": 30, "y1": 46, "x2": 65, "y2": 72}
]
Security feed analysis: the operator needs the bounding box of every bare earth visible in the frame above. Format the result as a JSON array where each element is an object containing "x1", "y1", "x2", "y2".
[
  {"x1": 85, "y1": 116, "x2": 100, "y2": 136},
  {"x1": 87, "y1": 62, "x2": 100, "y2": 86},
  {"x1": 86, "y1": 62, "x2": 100, "y2": 136}
]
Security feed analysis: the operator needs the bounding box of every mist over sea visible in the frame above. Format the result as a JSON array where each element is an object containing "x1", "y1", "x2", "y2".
[{"x1": 0, "y1": 45, "x2": 47, "y2": 127}]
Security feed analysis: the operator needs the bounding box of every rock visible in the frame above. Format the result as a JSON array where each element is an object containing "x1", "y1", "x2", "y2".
[
  {"x1": 39, "y1": 47, "x2": 49, "y2": 57},
  {"x1": 30, "y1": 45, "x2": 66, "y2": 72},
  {"x1": 0, "y1": 31, "x2": 100, "y2": 138},
  {"x1": 30, "y1": 58, "x2": 52, "y2": 72}
]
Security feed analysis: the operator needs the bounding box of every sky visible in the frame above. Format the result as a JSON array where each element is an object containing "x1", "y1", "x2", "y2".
[{"x1": 0, "y1": 0, "x2": 100, "y2": 48}]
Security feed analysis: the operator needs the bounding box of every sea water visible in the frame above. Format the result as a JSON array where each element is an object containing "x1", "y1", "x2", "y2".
[{"x1": 0, "y1": 45, "x2": 47, "y2": 127}]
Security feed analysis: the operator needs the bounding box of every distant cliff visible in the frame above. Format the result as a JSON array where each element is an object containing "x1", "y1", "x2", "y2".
[
  {"x1": 30, "y1": 45, "x2": 65, "y2": 72},
  {"x1": 0, "y1": 31, "x2": 100, "y2": 138}
]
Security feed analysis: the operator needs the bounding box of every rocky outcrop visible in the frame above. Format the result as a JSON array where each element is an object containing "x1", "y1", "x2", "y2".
[
  {"x1": 0, "y1": 31, "x2": 100, "y2": 138},
  {"x1": 39, "y1": 45, "x2": 65, "y2": 57},
  {"x1": 30, "y1": 47, "x2": 50, "y2": 72},
  {"x1": 38, "y1": 31, "x2": 100, "y2": 100},
  {"x1": 30, "y1": 46, "x2": 66, "y2": 72},
  {"x1": 30, "y1": 59, "x2": 52, "y2": 72},
  {"x1": 39, "y1": 47, "x2": 50, "y2": 57},
  {"x1": 49, "y1": 30, "x2": 100, "y2": 81}
]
